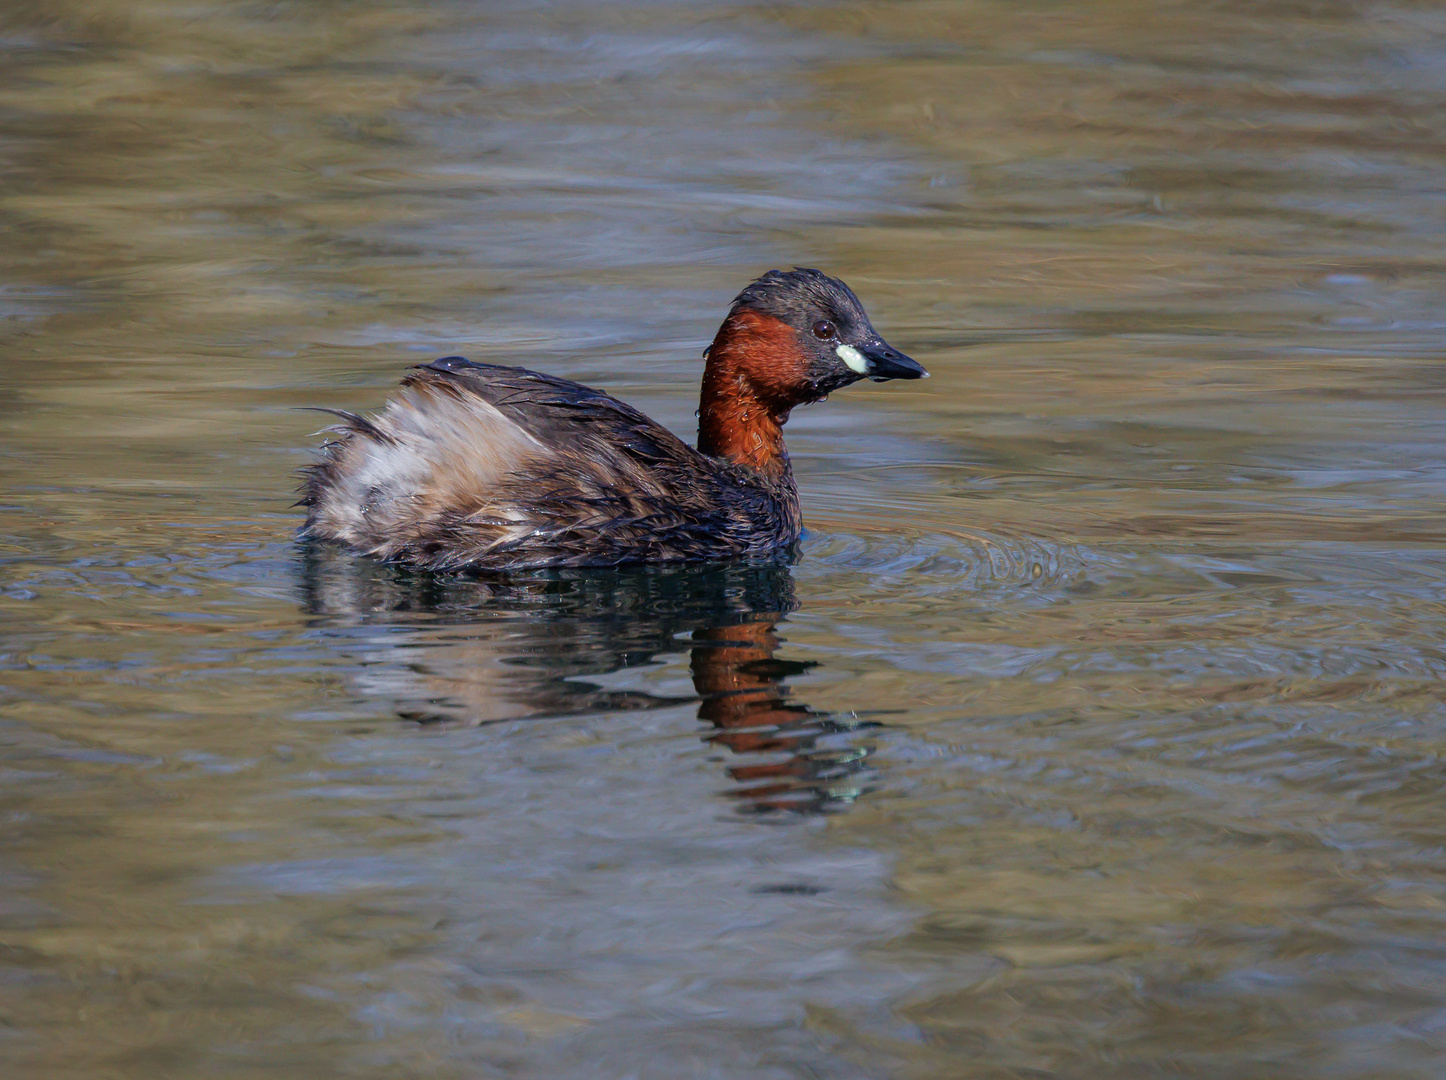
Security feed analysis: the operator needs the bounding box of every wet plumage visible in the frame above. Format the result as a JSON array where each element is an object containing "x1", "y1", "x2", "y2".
[{"x1": 299, "y1": 269, "x2": 926, "y2": 571}]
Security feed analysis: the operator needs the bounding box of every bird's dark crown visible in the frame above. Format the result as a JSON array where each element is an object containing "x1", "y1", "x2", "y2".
[{"x1": 730, "y1": 267, "x2": 874, "y2": 337}]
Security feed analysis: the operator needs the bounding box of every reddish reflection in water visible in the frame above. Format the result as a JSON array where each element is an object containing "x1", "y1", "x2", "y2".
[
  {"x1": 299, "y1": 547, "x2": 877, "y2": 814},
  {"x1": 693, "y1": 618, "x2": 875, "y2": 812}
]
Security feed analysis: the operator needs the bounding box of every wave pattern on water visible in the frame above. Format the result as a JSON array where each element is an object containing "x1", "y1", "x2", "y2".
[{"x1": 2, "y1": 0, "x2": 1446, "y2": 1078}]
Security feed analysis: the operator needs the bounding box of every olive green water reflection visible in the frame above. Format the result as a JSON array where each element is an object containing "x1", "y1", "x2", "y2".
[{"x1": 2, "y1": 1, "x2": 1446, "y2": 1077}]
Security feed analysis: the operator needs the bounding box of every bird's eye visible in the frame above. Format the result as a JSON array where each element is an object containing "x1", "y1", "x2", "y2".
[{"x1": 811, "y1": 319, "x2": 836, "y2": 340}]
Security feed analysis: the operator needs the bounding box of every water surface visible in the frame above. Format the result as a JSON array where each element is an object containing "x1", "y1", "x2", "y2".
[{"x1": 2, "y1": 1, "x2": 1445, "y2": 1077}]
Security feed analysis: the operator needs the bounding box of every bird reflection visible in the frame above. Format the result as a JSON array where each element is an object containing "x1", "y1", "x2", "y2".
[
  {"x1": 691, "y1": 621, "x2": 877, "y2": 812},
  {"x1": 296, "y1": 545, "x2": 880, "y2": 813}
]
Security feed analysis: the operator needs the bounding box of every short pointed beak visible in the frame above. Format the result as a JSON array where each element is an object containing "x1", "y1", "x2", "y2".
[{"x1": 861, "y1": 340, "x2": 928, "y2": 381}]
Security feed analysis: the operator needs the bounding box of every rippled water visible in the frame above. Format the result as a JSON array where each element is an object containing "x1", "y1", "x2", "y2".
[{"x1": 2, "y1": 1, "x2": 1445, "y2": 1077}]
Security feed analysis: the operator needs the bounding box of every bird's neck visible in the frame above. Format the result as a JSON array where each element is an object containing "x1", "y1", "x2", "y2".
[{"x1": 696, "y1": 310, "x2": 803, "y2": 484}]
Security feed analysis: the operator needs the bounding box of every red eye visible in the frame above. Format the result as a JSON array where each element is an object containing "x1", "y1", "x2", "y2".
[{"x1": 811, "y1": 319, "x2": 836, "y2": 340}]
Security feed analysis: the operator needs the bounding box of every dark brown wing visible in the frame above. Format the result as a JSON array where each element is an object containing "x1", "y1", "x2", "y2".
[
  {"x1": 414, "y1": 356, "x2": 696, "y2": 469},
  {"x1": 300, "y1": 358, "x2": 799, "y2": 570}
]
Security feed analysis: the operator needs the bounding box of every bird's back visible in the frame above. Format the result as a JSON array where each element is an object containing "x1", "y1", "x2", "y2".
[{"x1": 299, "y1": 357, "x2": 800, "y2": 570}]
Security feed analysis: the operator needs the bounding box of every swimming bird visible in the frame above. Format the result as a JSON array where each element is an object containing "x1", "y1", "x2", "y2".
[{"x1": 299, "y1": 268, "x2": 927, "y2": 570}]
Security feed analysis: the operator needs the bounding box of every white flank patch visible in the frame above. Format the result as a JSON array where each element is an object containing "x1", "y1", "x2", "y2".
[
  {"x1": 309, "y1": 381, "x2": 549, "y2": 555},
  {"x1": 836, "y1": 343, "x2": 869, "y2": 374}
]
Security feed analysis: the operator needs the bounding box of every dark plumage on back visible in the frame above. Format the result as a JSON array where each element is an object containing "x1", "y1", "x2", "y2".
[
  {"x1": 301, "y1": 358, "x2": 798, "y2": 570},
  {"x1": 299, "y1": 270, "x2": 925, "y2": 571}
]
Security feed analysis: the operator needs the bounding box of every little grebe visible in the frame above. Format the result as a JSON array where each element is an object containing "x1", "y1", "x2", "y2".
[{"x1": 299, "y1": 268, "x2": 927, "y2": 570}]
